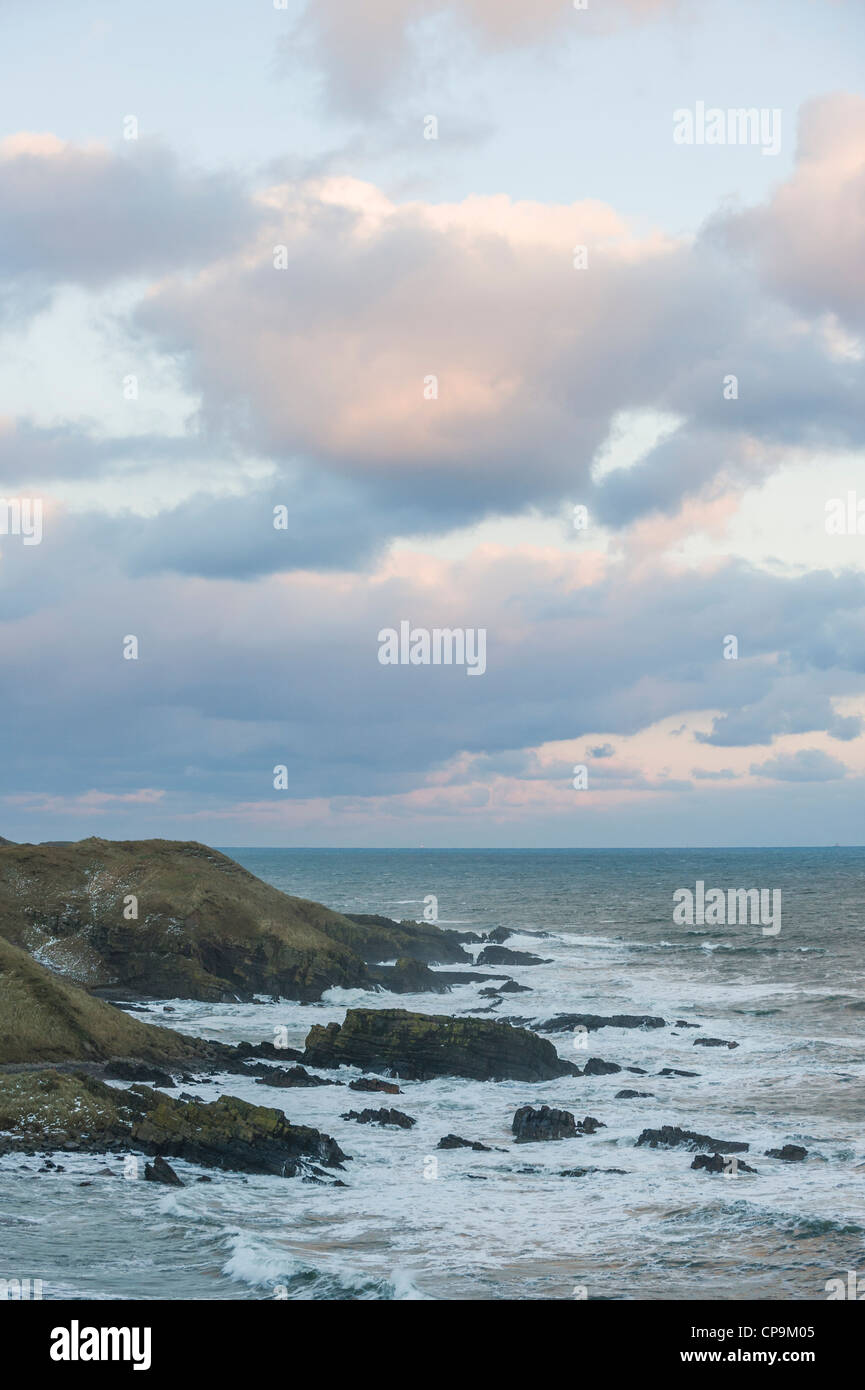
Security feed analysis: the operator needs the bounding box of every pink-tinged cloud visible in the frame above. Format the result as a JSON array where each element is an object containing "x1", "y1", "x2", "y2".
[
  {"x1": 721, "y1": 93, "x2": 865, "y2": 326},
  {"x1": 292, "y1": 0, "x2": 682, "y2": 114}
]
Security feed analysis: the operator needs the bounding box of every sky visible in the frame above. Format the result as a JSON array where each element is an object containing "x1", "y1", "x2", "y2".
[{"x1": 1, "y1": 0, "x2": 864, "y2": 847}]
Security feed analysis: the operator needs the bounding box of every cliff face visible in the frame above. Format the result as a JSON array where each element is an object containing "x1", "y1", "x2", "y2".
[
  {"x1": 0, "y1": 936, "x2": 211, "y2": 1065},
  {"x1": 0, "y1": 838, "x2": 472, "y2": 1001}
]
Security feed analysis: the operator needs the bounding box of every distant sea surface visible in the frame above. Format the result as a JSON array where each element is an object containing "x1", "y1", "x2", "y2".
[{"x1": 3, "y1": 848, "x2": 863, "y2": 1301}]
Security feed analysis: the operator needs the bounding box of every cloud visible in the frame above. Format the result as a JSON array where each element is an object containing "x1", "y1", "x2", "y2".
[
  {"x1": 290, "y1": 0, "x2": 680, "y2": 116},
  {"x1": 122, "y1": 124, "x2": 865, "y2": 555},
  {"x1": 749, "y1": 748, "x2": 847, "y2": 782},
  {"x1": 0, "y1": 136, "x2": 259, "y2": 310},
  {"x1": 719, "y1": 94, "x2": 865, "y2": 328}
]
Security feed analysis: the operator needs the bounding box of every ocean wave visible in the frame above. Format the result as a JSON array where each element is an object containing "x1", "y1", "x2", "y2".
[{"x1": 220, "y1": 1231, "x2": 430, "y2": 1300}]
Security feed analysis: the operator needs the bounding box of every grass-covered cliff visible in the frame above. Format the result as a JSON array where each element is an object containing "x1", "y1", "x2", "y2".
[{"x1": 0, "y1": 837, "x2": 472, "y2": 1001}]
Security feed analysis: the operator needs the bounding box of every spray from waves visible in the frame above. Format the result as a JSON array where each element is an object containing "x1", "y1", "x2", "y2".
[{"x1": 219, "y1": 1230, "x2": 432, "y2": 1300}]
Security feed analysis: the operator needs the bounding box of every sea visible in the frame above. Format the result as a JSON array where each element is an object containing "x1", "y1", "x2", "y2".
[{"x1": 2, "y1": 848, "x2": 863, "y2": 1301}]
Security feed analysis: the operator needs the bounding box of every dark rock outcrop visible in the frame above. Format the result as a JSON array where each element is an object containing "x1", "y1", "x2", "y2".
[
  {"x1": 104, "y1": 1061, "x2": 176, "y2": 1086},
  {"x1": 512, "y1": 1105, "x2": 578, "y2": 1142},
  {"x1": 144, "y1": 1155, "x2": 184, "y2": 1186},
  {"x1": 692, "y1": 1152, "x2": 756, "y2": 1174},
  {"x1": 437, "y1": 1134, "x2": 492, "y2": 1151},
  {"x1": 0, "y1": 1071, "x2": 348, "y2": 1177},
  {"x1": 303, "y1": 1008, "x2": 578, "y2": 1082},
  {"x1": 615, "y1": 1089, "x2": 654, "y2": 1099},
  {"x1": 348, "y1": 1077, "x2": 401, "y2": 1095},
  {"x1": 534, "y1": 1013, "x2": 665, "y2": 1033},
  {"x1": 657, "y1": 1068, "x2": 699, "y2": 1078},
  {"x1": 765, "y1": 1143, "x2": 807, "y2": 1162},
  {"x1": 340, "y1": 1107, "x2": 415, "y2": 1129},
  {"x1": 583, "y1": 1058, "x2": 622, "y2": 1076},
  {"x1": 131, "y1": 1089, "x2": 349, "y2": 1174},
  {"x1": 693, "y1": 1037, "x2": 739, "y2": 1049},
  {"x1": 254, "y1": 1065, "x2": 339, "y2": 1088},
  {"x1": 342, "y1": 914, "x2": 480, "y2": 962},
  {"x1": 637, "y1": 1125, "x2": 749, "y2": 1154},
  {"x1": 367, "y1": 958, "x2": 504, "y2": 993},
  {"x1": 474, "y1": 945, "x2": 550, "y2": 967}
]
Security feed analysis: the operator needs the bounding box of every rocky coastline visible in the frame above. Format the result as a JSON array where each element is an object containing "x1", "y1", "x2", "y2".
[{"x1": 0, "y1": 837, "x2": 814, "y2": 1195}]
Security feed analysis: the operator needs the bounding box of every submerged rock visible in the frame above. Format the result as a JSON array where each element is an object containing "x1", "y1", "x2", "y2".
[
  {"x1": 765, "y1": 1143, "x2": 807, "y2": 1161},
  {"x1": 559, "y1": 1167, "x2": 628, "y2": 1177},
  {"x1": 637, "y1": 1125, "x2": 749, "y2": 1154},
  {"x1": 692, "y1": 1152, "x2": 757, "y2": 1174},
  {"x1": 693, "y1": 1037, "x2": 739, "y2": 1049},
  {"x1": 657, "y1": 1067, "x2": 699, "y2": 1078},
  {"x1": 340, "y1": 1107, "x2": 416, "y2": 1129},
  {"x1": 615, "y1": 1089, "x2": 654, "y2": 1099},
  {"x1": 144, "y1": 1155, "x2": 184, "y2": 1186},
  {"x1": 303, "y1": 1008, "x2": 578, "y2": 1082}
]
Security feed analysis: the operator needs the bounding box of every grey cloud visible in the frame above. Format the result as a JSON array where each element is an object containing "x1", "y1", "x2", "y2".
[
  {"x1": 0, "y1": 139, "x2": 259, "y2": 299},
  {"x1": 750, "y1": 748, "x2": 847, "y2": 782},
  {"x1": 4, "y1": 523, "x2": 865, "y2": 813}
]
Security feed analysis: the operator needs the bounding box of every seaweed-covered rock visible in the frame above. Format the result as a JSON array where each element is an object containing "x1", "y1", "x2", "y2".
[
  {"x1": 637, "y1": 1125, "x2": 748, "y2": 1154},
  {"x1": 340, "y1": 1107, "x2": 415, "y2": 1129},
  {"x1": 0, "y1": 1070, "x2": 347, "y2": 1176},
  {"x1": 130, "y1": 1089, "x2": 348, "y2": 1174},
  {"x1": 512, "y1": 1105, "x2": 578, "y2": 1143},
  {"x1": 303, "y1": 1008, "x2": 578, "y2": 1082}
]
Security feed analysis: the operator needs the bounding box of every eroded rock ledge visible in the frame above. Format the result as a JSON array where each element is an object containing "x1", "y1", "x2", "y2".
[{"x1": 303, "y1": 1007, "x2": 579, "y2": 1082}]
